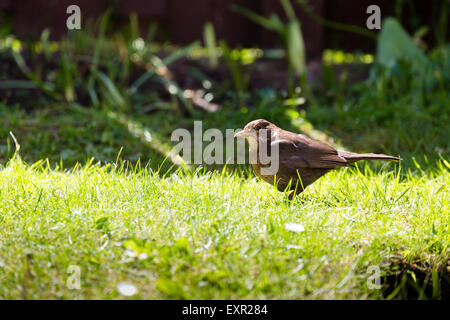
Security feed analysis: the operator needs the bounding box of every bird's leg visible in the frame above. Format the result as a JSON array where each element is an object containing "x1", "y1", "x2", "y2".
[
  {"x1": 287, "y1": 188, "x2": 303, "y2": 200},
  {"x1": 287, "y1": 191, "x2": 296, "y2": 200}
]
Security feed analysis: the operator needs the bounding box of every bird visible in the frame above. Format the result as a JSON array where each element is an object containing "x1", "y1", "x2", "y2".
[{"x1": 234, "y1": 119, "x2": 401, "y2": 199}]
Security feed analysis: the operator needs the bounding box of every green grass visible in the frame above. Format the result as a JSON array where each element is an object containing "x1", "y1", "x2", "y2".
[{"x1": 0, "y1": 155, "x2": 448, "y2": 299}]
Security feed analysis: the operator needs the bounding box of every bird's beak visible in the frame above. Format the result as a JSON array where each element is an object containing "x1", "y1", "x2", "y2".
[{"x1": 234, "y1": 130, "x2": 248, "y2": 138}]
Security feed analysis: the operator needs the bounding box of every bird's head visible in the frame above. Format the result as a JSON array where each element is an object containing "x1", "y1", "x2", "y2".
[
  {"x1": 234, "y1": 119, "x2": 276, "y2": 141},
  {"x1": 234, "y1": 119, "x2": 277, "y2": 147}
]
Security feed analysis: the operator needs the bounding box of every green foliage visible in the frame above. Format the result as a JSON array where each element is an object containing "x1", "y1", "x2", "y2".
[
  {"x1": 219, "y1": 41, "x2": 253, "y2": 106},
  {"x1": 232, "y1": 0, "x2": 306, "y2": 96},
  {"x1": 1, "y1": 11, "x2": 198, "y2": 114},
  {"x1": 377, "y1": 18, "x2": 431, "y2": 84},
  {"x1": 129, "y1": 41, "x2": 200, "y2": 94},
  {"x1": 233, "y1": 2, "x2": 305, "y2": 74}
]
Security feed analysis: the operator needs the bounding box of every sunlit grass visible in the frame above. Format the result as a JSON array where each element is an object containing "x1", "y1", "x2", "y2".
[{"x1": 0, "y1": 156, "x2": 448, "y2": 299}]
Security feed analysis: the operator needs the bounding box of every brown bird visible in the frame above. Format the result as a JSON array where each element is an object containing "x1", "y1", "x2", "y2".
[{"x1": 234, "y1": 119, "x2": 401, "y2": 198}]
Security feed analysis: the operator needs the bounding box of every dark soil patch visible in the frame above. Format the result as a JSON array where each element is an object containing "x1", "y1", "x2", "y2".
[{"x1": 382, "y1": 259, "x2": 450, "y2": 299}]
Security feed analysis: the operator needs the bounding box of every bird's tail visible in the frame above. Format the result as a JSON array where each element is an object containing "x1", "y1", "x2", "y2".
[{"x1": 338, "y1": 151, "x2": 401, "y2": 163}]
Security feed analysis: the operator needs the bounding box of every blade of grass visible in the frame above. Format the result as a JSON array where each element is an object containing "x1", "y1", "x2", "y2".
[
  {"x1": 60, "y1": 52, "x2": 76, "y2": 102},
  {"x1": 231, "y1": 4, "x2": 277, "y2": 32},
  {"x1": 87, "y1": 9, "x2": 111, "y2": 107},
  {"x1": 11, "y1": 50, "x2": 61, "y2": 100},
  {"x1": 297, "y1": 0, "x2": 376, "y2": 39},
  {"x1": 286, "y1": 19, "x2": 305, "y2": 74},
  {"x1": 95, "y1": 71, "x2": 128, "y2": 111},
  {"x1": 203, "y1": 22, "x2": 218, "y2": 68}
]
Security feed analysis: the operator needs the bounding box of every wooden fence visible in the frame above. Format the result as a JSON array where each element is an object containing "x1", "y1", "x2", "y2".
[{"x1": 0, "y1": 0, "x2": 441, "y2": 59}]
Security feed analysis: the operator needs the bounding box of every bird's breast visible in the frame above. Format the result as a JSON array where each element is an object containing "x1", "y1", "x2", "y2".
[{"x1": 251, "y1": 163, "x2": 276, "y2": 185}]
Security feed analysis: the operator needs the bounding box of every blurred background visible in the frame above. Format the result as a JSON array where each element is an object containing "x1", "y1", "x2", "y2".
[
  {"x1": 0, "y1": 0, "x2": 448, "y2": 171},
  {"x1": 1, "y1": 0, "x2": 447, "y2": 53}
]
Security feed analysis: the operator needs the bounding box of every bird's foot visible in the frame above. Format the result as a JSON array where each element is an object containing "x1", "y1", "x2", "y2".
[
  {"x1": 287, "y1": 188, "x2": 304, "y2": 201},
  {"x1": 287, "y1": 191, "x2": 297, "y2": 201}
]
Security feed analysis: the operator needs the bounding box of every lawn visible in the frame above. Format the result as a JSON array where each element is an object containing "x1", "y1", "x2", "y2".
[{"x1": 0, "y1": 154, "x2": 448, "y2": 299}]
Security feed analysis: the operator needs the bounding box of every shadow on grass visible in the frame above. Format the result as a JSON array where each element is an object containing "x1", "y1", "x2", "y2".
[{"x1": 382, "y1": 259, "x2": 450, "y2": 300}]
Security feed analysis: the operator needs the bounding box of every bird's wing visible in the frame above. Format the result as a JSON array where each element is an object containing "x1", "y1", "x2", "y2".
[{"x1": 272, "y1": 133, "x2": 350, "y2": 169}]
